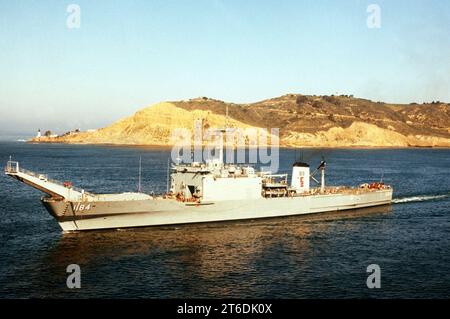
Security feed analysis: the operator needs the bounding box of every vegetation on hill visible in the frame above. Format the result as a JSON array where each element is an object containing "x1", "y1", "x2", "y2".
[{"x1": 31, "y1": 94, "x2": 450, "y2": 147}]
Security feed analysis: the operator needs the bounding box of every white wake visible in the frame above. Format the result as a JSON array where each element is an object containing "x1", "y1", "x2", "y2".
[{"x1": 392, "y1": 194, "x2": 449, "y2": 204}]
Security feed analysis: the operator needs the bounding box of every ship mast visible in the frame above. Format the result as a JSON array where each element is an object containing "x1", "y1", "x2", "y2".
[
  {"x1": 166, "y1": 157, "x2": 170, "y2": 193},
  {"x1": 218, "y1": 128, "x2": 225, "y2": 166},
  {"x1": 320, "y1": 160, "x2": 326, "y2": 193},
  {"x1": 138, "y1": 156, "x2": 142, "y2": 193},
  {"x1": 223, "y1": 105, "x2": 229, "y2": 165},
  {"x1": 217, "y1": 104, "x2": 228, "y2": 166}
]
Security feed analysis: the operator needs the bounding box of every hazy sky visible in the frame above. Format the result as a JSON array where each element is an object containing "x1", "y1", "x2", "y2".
[{"x1": 0, "y1": 0, "x2": 449, "y2": 135}]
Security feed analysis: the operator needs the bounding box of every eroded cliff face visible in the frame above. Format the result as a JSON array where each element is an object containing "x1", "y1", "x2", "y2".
[
  {"x1": 33, "y1": 102, "x2": 266, "y2": 146},
  {"x1": 32, "y1": 95, "x2": 450, "y2": 147},
  {"x1": 283, "y1": 122, "x2": 450, "y2": 147}
]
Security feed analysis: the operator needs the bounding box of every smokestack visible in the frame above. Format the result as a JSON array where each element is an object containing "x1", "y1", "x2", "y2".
[{"x1": 291, "y1": 162, "x2": 310, "y2": 193}]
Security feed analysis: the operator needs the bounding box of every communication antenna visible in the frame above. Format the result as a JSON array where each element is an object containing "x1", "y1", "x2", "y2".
[{"x1": 138, "y1": 156, "x2": 142, "y2": 193}]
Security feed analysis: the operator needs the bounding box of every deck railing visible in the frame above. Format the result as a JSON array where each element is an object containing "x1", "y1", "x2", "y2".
[
  {"x1": 5, "y1": 160, "x2": 93, "y2": 196},
  {"x1": 5, "y1": 161, "x2": 19, "y2": 173}
]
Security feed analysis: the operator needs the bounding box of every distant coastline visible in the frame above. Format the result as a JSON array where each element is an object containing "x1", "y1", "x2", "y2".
[
  {"x1": 27, "y1": 94, "x2": 450, "y2": 148},
  {"x1": 24, "y1": 140, "x2": 447, "y2": 149}
]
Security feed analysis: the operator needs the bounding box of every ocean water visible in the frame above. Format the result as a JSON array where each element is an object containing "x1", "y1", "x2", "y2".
[{"x1": 0, "y1": 142, "x2": 449, "y2": 298}]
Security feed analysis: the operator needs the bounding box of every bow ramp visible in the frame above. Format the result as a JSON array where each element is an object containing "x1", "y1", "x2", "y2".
[{"x1": 4, "y1": 160, "x2": 94, "y2": 201}]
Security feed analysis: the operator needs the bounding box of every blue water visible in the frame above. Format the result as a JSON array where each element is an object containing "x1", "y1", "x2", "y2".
[{"x1": 0, "y1": 142, "x2": 449, "y2": 298}]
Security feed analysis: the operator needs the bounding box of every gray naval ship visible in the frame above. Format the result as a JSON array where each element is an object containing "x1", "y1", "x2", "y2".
[{"x1": 5, "y1": 149, "x2": 393, "y2": 232}]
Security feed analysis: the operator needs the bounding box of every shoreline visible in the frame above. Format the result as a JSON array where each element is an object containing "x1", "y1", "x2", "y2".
[{"x1": 22, "y1": 140, "x2": 450, "y2": 150}]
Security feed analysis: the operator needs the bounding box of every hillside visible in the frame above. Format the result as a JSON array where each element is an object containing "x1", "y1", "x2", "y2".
[{"x1": 32, "y1": 94, "x2": 450, "y2": 147}]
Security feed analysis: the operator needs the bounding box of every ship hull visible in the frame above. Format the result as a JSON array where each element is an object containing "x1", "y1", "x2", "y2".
[{"x1": 42, "y1": 189, "x2": 393, "y2": 231}]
